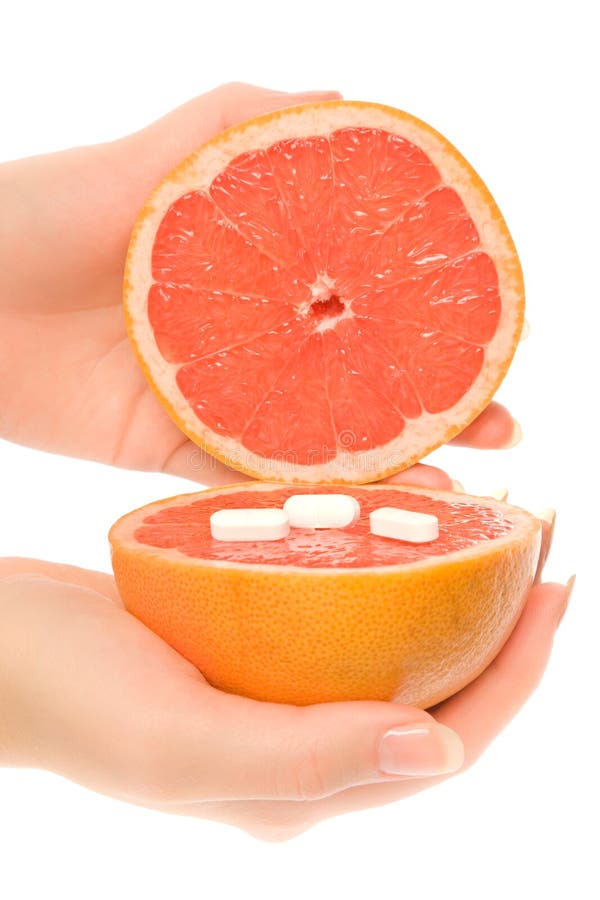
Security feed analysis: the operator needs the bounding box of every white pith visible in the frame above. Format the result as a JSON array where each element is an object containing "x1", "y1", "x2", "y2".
[
  {"x1": 300, "y1": 272, "x2": 353, "y2": 333},
  {"x1": 109, "y1": 483, "x2": 540, "y2": 575},
  {"x1": 124, "y1": 102, "x2": 524, "y2": 482}
]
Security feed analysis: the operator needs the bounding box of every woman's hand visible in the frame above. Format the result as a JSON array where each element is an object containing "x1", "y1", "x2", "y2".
[
  {"x1": 0, "y1": 82, "x2": 520, "y2": 488},
  {"x1": 0, "y1": 512, "x2": 570, "y2": 843}
]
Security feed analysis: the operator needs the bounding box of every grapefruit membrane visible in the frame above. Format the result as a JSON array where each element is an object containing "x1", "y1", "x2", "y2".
[
  {"x1": 124, "y1": 101, "x2": 524, "y2": 483},
  {"x1": 110, "y1": 483, "x2": 541, "y2": 707}
]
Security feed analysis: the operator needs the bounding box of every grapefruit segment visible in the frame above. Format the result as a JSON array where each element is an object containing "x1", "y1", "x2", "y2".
[
  {"x1": 125, "y1": 101, "x2": 524, "y2": 483},
  {"x1": 209, "y1": 147, "x2": 315, "y2": 279},
  {"x1": 332, "y1": 319, "x2": 423, "y2": 420},
  {"x1": 175, "y1": 327, "x2": 305, "y2": 441},
  {"x1": 325, "y1": 128, "x2": 442, "y2": 281},
  {"x1": 240, "y1": 333, "x2": 336, "y2": 465},
  {"x1": 413, "y1": 251, "x2": 501, "y2": 344},
  {"x1": 410, "y1": 331, "x2": 485, "y2": 414},
  {"x1": 109, "y1": 482, "x2": 541, "y2": 707},
  {"x1": 265, "y1": 136, "x2": 335, "y2": 274},
  {"x1": 151, "y1": 189, "x2": 305, "y2": 298},
  {"x1": 147, "y1": 282, "x2": 297, "y2": 364},
  {"x1": 322, "y1": 327, "x2": 408, "y2": 453}
]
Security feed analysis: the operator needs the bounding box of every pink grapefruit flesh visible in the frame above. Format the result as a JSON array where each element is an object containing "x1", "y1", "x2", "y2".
[
  {"x1": 124, "y1": 102, "x2": 524, "y2": 482},
  {"x1": 134, "y1": 484, "x2": 514, "y2": 568}
]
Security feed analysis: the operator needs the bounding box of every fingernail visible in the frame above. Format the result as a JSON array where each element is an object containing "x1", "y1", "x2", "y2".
[
  {"x1": 288, "y1": 90, "x2": 343, "y2": 99},
  {"x1": 520, "y1": 319, "x2": 531, "y2": 341},
  {"x1": 538, "y1": 509, "x2": 557, "y2": 548},
  {"x1": 534, "y1": 509, "x2": 557, "y2": 583},
  {"x1": 490, "y1": 487, "x2": 509, "y2": 501},
  {"x1": 556, "y1": 575, "x2": 576, "y2": 628},
  {"x1": 538, "y1": 508, "x2": 557, "y2": 554},
  {"x1": 502, "y1": 419, "x2": 522, "y2": 449},
  {"x1": 451, "y1": 480, "x2": 464, "y2": 492},
  {"x1": 378, "y1": 722, "x2": 464, "y2": 777},
  {"x1": 538, "y1": 508, "x2": 556, "y2": 527},
  {"x1": 534, "y1": 507, "x2": 556, "y2": 584}
]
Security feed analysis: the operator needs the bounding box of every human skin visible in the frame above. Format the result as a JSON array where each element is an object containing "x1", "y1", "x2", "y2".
[
  {"x1": 0, "y1": 83, "x2": 567, "y2": 841},
  {"x1": 0, "y1": 537, "x2": 570, "y2": 842}
]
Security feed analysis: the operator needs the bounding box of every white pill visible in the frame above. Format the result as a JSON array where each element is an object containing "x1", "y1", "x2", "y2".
[
  {"x1": 283, "y1": 494, "x2": 360, "y2": 529},
  {"x1": 210, "y1": 508, "x2": 290, "y2": 542},
  {"x1": 369, "y1": 507, "x2": 439, "y2": 543}
]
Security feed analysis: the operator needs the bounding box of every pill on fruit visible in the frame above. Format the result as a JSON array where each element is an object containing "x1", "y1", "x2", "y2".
[
  {"x1": 369, "y1": 507, "x2": 439, "y2": 543},
  {"x1": 210, "y1": 508, "x2": 290, "y2": 542},
  {"x1": 283, "y1": 494, "x2": 361, "y2": 529}
]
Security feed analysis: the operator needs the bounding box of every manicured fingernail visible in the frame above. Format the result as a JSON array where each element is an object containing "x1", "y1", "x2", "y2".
[
  {"x1": 288, "y1": 90, "x2": 343, "y2": 99},
  {"x1": 556, "y1": 575, "x2": 576, "y2": 628},
  {"x1": 490, "y1": 487, "x2": 509, "y2": 501},
  {"x1": 541, "y1": 508, "x2": 557, "y2": 552},
  {"x1": 451, "y1": 480, "x2": 464, "y2": 492},
  {"x1": 378, "y1": 722, "x2": 464, "y2": 777},
  {"x1": 503, "y1": 419, "x2": 522, "y2": 449},
  {"x1": 533, "y1": 509, "x2": 557, "y2": 583},
  {"x1": 538, "y1": 508, "x2": 556, "y2": 527},
  {"x1": 541, "y1": 508, "x2": 557, "y2": 551},
  {"x1": 520, "y1": 319, "x2": 531, "y2": 341}
]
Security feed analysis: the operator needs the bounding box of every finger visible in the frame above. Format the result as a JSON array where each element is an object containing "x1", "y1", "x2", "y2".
[
  {"x1": 167, "y1": 447, "x2": 458, "y2": 492},
  {"x1": 159, "y1": 437, "x2": 252, "y2": 486},
  {"x1": 534, "y1": 509, "x2": 556, "y2": 583},
  {"x1": 380, "y1": 463, "x2": 455, "y2": 491},
  {"x1": 174, "y1": 578, "x2": 573, "y2": 837},
  {"x1": 138, "y1": 793, "x2": 315, "y2": 843},
  {"x1": 450, "y1": 402, "x2": 521, "y2": 449},
  {"x1": 0, "y1": 557, "x2": 121, "y2": 605},
  {"x1": 432, "y1": 580, "x2": 572, "y2": 766},
  {"x1": 159, "y1": 689, "x2": 463, "y2": 803}
]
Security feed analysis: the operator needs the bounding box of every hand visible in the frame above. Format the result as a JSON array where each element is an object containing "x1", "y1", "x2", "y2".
[
  {"x1": 0, "y1": 513, "x2": 570, "y2": 843},
  {"x1": 0, "y1": 82, "x2": 520, "y2": 487}
]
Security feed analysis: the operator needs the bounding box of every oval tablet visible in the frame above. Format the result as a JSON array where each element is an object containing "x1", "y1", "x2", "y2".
[
  {"x1": 369, "y1": 507, "x2": 439, "y2": 543},
  {"x1": 283, "y1": 494, "x2": 360, "y2": 529},
  {"x1": 210, "y1": 508, "x2": 289, "y2": 542}
]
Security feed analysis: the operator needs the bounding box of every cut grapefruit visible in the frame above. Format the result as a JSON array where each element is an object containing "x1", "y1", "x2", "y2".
[
  {"x1": 109, "y1": 483, "x2": 541, "y2": 707},
  {"x1": 124, "y1": 101, "x2": 524, "y2": 483}
]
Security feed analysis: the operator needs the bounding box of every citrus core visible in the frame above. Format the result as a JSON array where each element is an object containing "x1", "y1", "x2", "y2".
[{"x1": 124, "y1": 101, "x2": 524, "y2": 483}]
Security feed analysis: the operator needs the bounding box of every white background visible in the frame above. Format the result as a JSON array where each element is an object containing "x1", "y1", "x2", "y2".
[{"x1": 1, "y1": 1, "x2": 597, "y2": 897}]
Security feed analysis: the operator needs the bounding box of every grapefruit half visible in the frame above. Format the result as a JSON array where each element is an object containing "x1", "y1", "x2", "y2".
[
  {"x1": 124, "y1": 101, "x2": 524, "y2": 483},
  {"x1": 109, "y1": 483, "x2": 541, "y2": 707}
]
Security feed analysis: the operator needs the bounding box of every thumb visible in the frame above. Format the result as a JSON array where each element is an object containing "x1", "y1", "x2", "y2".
[{"x1": 167, "y1": 688, "x2": 465, "y2": 802}]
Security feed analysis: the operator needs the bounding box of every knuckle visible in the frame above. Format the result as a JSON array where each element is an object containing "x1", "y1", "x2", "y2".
[
  {"x1": 245, "y1": 822, "x2": 312, "y2": 844},
  {"x1": 231, "y1": 802, "x2": 315, "y2": 843},
  {"x1": 115, "y1": 718, "x2": 181, "y2": 804},
  {"x1": 275, "y1": 735, "x2": 331, "y2": 801},
  {"x1": 213, "y1": 80, "x2": 250, "y2": 100}
]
